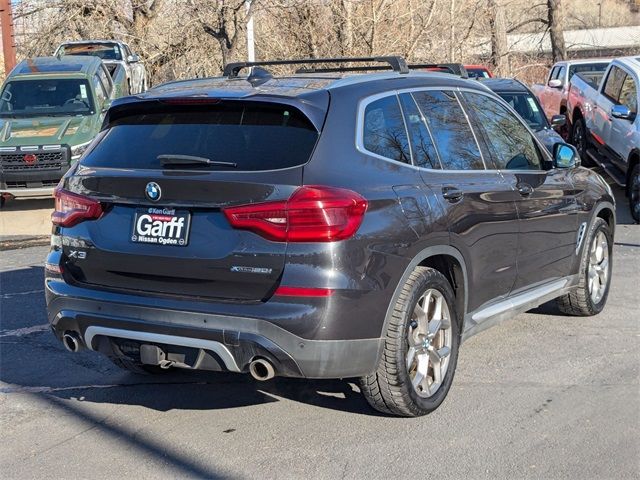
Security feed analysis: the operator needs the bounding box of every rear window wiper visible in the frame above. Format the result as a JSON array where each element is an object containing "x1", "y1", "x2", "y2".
[{"x1": 158, "y1": 154, "x2": 237, "y2": 168}]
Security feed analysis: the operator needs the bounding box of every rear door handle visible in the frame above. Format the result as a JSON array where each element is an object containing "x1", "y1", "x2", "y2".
[
  {"x1": 517, "y1": 183, "x2": 534, "y2": 196},
  {"x1": 442, "y1": 186, "x2": 463, "y2": 202}
]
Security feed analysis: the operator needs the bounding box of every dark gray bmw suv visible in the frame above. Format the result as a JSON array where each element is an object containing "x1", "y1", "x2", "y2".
[{"x1": 45, "y1": 57, "x2": 615, "y2": 417}]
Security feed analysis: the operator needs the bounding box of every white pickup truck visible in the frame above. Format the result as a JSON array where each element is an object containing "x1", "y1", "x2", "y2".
[
  {"x1": 531, "y1": 59, "x2": 611, "y2": 134},
  {"x1": 55, "y1": 40, "x2": 148, "y2": 95},
  {"x1": 566, "y1": 56, "x2": 640, "y2": 223}
]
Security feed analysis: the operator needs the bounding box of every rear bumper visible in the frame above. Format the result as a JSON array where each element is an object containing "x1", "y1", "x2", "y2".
[{"x1": 47, "y1": 285, "x2": 383, "y2": 379}]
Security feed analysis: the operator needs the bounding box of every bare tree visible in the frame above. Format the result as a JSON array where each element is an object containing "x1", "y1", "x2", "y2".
[
  {"x1": 488, "y1": 0, "x2": 508, "y2": 75},
  {"x1": 547, "y1": 0, "x2": 566, "y2": 62}
]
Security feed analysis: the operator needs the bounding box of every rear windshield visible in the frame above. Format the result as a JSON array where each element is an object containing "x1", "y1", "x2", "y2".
[
  {"x1": 568, "y1": 63, "x2": 609, "y2": 78},
  {"x1": 81, "y1": 103, "x2": 319, "y2": 171},
  {"x1": 60, "y1": 43, "x2": 122, "y2": 61}
]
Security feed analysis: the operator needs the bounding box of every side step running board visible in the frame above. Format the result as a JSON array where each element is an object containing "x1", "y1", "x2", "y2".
[{"x1": 586, "y1": 149, "x2": 626, "y2": 187}]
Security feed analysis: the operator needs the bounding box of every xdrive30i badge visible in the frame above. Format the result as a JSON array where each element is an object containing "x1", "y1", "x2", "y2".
[{"x1": 145, "y1": 182, "x2": 161, "y2": 202}]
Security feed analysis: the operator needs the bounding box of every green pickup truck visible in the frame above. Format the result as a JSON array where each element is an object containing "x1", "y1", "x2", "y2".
[{"x1": 0, "y1": 56, "x2": 120, "y2": 205}]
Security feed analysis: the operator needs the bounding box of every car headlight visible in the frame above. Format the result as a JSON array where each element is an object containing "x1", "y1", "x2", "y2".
[{"x1": 70, "y1": 141, "x2": 92, "y2": 161}]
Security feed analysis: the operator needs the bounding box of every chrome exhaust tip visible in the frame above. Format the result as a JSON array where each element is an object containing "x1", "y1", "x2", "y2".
[
  {"x1": 249, "y1": 358, "x2": 275, "y2": 381},
  {"x1": 62, "y1": 331, "x2": 82, "y2": 353}
]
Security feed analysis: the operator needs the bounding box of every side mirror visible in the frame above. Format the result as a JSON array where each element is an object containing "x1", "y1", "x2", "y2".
[
  {"x1": 553, "y1": 142, "x2": 580, "y2": 169},
  {"x1": 550, "y1": 114, "x2": 566, "y2": 129},
  {"x1": 611, "y1": 104, "x2": 635, "y2": 121},
  {"x1": 127, "y1": 54, "x2": 140, "y2": 63},
  {"x1": 548, "y1": 79, "x2": 563, "y2": 89}
]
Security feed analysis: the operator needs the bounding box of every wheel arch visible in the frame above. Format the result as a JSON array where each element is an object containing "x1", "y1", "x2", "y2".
[
  {"x1": 592, "y1": 201, "x2": 616, "y2": 239},
  {"x1": 382, "y1": 246, "x2": 469, "y2": 338}
]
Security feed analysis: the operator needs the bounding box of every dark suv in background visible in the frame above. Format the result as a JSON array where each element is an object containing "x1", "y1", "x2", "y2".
[{"x1": 46, "y1": 57, "x2": 615, "y2": 417}]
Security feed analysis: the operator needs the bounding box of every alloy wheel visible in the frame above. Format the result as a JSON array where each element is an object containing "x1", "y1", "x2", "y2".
[
  {"x1": 588, "y1": 230, "x2": 609, "y2": 304},
  {"x1": 406, "y1": 289, "x2": 452, "y2": 398}
]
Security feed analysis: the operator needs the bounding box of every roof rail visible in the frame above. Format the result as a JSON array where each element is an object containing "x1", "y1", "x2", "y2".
[
  {"x1": 409, "y1": 63, "x2": 469, "y2": 78},
  {"x1": 294, "y1": 62, "x2": 469, "y2": 78},
  {"x1": 223, "y1": 56, "x2": 410, "y2": 78}
]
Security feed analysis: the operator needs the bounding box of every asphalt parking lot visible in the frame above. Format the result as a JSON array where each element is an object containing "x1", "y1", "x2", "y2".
[{"x1": 0, "y1": 186, "x2": 638, "y2": 479}]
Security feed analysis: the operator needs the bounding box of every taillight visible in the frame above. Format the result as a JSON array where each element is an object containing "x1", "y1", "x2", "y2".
[
  {"x1": 223, "y1": 185, "x2": 368, "y2": 242},
  {"x1": 51, "y1": 189, "x2": 103, "y2": 227}
]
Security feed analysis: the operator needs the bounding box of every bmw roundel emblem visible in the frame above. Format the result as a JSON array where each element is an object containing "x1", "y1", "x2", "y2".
[{"x1": 145, "y1": 182, "x2": 161, "y2": 202}]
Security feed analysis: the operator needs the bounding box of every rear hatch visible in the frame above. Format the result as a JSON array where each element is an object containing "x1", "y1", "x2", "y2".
[{"x1": 59, "y1": 99, "x2": 325, "y2": 301}]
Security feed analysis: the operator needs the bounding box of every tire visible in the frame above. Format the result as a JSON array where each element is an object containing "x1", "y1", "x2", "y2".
[
  {"x1": 571, "y1": 117, "x2": 592, "y2": 166},
  {"x1": 557, "y1": 217, "x2": 612, "y2": 316},
  {"x1": 0, "y1": 196, "x2": 5, "y2": 208},
  {"x1": 629, "y1": 163, "x2": 640, "y2": 224},
  {"x1": 360, "y1": 267, "x2": 460, "y2": 417}
]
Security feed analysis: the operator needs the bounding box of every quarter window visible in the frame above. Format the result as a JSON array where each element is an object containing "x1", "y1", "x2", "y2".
[
  {"x1": 462, "y1": 92, "x2": 543, "y2": 171},
  {"x1": 362, "y1": 95, "x2": 411, "y2": 164},
  {"x1": 412, "y1": 90, "x2": 484, "y2": 170},
  {"x1": 398, "y1": 93, "x2": 440, "y2": 169}
]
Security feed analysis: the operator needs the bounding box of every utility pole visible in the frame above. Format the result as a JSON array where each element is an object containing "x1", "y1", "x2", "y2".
[
  {"x1": 0, "y1": 0, "x2": 17, "y2": 75},
  {"x1": 598, "y1": 2, "x2": 602, "y2": 27},
  {"x1": 245, "y1": 0, "x2": 255, "y2": 62}
]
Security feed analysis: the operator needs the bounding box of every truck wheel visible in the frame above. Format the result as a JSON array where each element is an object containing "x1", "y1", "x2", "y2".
[
  {"x1": 557, "y1": 217, "x2": 612, "y2": 316},
  {"x1": 629, "y1": 163, "x2": 640, "y2": 224},
  {"x1": 360, "y1": 267, "x2": 460, "y2": 417},
  {"x1": 572, "y1": 117, "x2": 592, "y2": 166}
]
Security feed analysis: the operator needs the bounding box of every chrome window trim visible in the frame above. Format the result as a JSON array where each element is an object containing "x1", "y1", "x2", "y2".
[
  {"x1": 356, "y1": 85, "x2": 555, "y2": 176},
  {"x1": 355, "y1": 91, "x2": 417, "y2": 168}
]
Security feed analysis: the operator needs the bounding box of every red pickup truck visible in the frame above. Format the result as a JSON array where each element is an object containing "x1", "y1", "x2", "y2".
[{"x1": 531, "y1": 59, "x2": 611, "y2": 134}]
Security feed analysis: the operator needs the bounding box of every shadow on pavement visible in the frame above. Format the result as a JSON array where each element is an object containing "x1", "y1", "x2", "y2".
[
  {"x1": 0, "y1": 197, "x2": 54, "y2": 212},
  {"x1": 26, "y1": 392, "x2": 235, "y2": 479}
]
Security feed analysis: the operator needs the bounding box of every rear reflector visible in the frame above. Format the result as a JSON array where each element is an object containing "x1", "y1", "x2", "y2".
[
  {"x1": 274, "y1": 286, "x2": 334, "y2": 297},
  {"x1": 45, "y1": 263, "x2": 63, "y2": 275},
  {"x1": 223, "y1": 185, "x2": 367, "y2": 242},
  {"x1": 52, "y1": 189, "x2": 103, "y2": 227}
]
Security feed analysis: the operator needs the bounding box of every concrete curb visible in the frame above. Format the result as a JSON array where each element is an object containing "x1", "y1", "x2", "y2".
[{"x1": 0, "y1": 235, "x2": 50, "y2": 251}]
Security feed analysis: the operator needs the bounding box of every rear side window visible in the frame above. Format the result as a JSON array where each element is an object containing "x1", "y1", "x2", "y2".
[
  {"x1": 412, "y1": 90, "x2": 484, "y2": 170},
  {"x1": 398, "y1": 93, "x2": 440, "y2": 169},
  {"x1": 81, "y1": 103, "x2": 319, "y2": 171},
  {"x1": 362, "y1": 95, "x2": 411, "y2": 164},
  {"x1": 462, "y1": 92, "x2": 543, "y2": 171}
]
